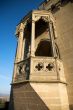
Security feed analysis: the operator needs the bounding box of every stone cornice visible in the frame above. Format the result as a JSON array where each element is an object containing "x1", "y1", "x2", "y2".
[{"x1": 11, "y1": 79, "x2": 67, "y2": 85}]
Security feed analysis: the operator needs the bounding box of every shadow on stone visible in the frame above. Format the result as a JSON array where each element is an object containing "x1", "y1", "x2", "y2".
[
  {"x1": 61, "y1": 0, "x2": 70, "y2": 7},
  {"x1": 69, "y1": 104, "x2": 73, "y2": 110},
  {"x1": 0, "y1": 101, "x2": 9, "y2": 110},
  {"x1": 51, "y1": 5, "x2": 60, "y2": 14},
  {"x1": 8, "y1": 86, "x2": 14, "y2": 110}
]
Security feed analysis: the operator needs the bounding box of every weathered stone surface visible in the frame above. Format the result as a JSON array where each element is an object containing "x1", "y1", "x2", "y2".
[
  {"x1": 39, "y1": 1, "x2": 73, "y2": 109},
  {"x1": 9, "y1": 82, "x2": 49, "y2": 110},
  {"x1": 9, "y1": 82, "x2": 69, "y2": 110},
  {"x1": 53, "y1": 2, "x2": 73, "y2": 109}
]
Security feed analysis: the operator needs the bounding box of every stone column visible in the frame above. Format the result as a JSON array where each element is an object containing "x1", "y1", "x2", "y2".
[
  {"x1": 49, "y1": 21, "x2": 56, "y2": 58},
  {"x1": 30, "y1": 20, "x2": 35, "y2": 57},
  {"x1": 21, "y1": 38, "x2": 26, "y2": 60},
  {"x1": 16, "y1": 23, "x2": 24, "y2": 62}
]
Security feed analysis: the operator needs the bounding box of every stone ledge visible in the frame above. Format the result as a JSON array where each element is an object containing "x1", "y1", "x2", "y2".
[{"x1": 11, "y1": 80, "x2": 67, "y2": 85}]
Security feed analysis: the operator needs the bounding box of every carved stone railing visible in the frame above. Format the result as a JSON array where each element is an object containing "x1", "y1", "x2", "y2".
[
  {"x1": 30, "y1": 57, "x2": 66, "y2": 82},
  {"x1": 14, "y1": 58, "x2": 30, "y2": 82},
  {"x1": 14, "y1": 57, "x2": 66, "y2": 83},
  {"x1": 33, "y1": 57, "x2": 55, "y2": 73}
]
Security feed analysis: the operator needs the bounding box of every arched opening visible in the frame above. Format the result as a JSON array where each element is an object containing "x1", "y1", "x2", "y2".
[
  {"x1": 35, "y1": 18, "x2": 49, "y2": 38},
  {"x1": 24, "y1": 21, "x2": 31, "y2": 58},
  {"x1": 24, "y1": 21, "x2": 31, "y2": 41},
  {"x1": 24, "y1": 39, "x2": 30, "y2": 58},
  {"x1": 35, "y1": 40, "x2": 53, "y2": 57}
]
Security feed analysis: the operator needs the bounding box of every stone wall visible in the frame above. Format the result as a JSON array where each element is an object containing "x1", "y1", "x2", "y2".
[
  {"x1": 9, "y1": 82, "x2": 69, "y2": 110},
  {"x1": 53, "y1": 2, "x2": 73, "y2": 109},
  {"x1": 39, "y1": 1, "x2": 73, "y2": 109}
]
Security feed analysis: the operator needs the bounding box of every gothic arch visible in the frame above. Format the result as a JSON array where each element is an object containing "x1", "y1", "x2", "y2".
[{"x1": 35, "y1": 18, "x2": 49, "y2": 38}]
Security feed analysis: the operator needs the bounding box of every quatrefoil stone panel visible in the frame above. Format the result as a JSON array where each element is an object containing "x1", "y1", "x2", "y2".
[
  {"x1": 46, "y1": 63, "x2": 54, "y2": 71},
  {"x1": 34, "y1": 61, "x2": 55, "y2": 72},
  {"x1": 34, "y1": 62, "x2": 44, "y2": 71}
]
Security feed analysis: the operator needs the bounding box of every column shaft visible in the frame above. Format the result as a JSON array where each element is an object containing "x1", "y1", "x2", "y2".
[
  {"x1": 31, "y1": 20, "x2": 35, "y2": 57},
  {"x1": 16, "y1": 23, "x2": 24, "y2": 62},
  {"x1": 49, "y1": 21, "x2": 56, "y2": 58},
  {"x1": 13, "y1": 23, "x2": 24, "y2": 82},
  {"x1": 21, "y1": 38, "x2": 25, "y2": 60}
]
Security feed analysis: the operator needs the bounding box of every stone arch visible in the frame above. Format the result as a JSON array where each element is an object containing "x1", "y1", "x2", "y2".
[
  {"x1": 24, "y1": 21, "x2": 31, "y2": 40},
  {"x1": 35, "y1": 18, "x2": 49, "y2": 38}
]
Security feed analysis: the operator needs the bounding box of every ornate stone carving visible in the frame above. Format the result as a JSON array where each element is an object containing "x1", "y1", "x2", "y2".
[
  {"x1": 35, "y1": 62, "x2": 44, "y2": 71},
  {"x1": 46, "y1": 63, "x2": 54, "y2": 71},
  {"x1": 33, "y1": 57, "x2": 55, "y2": 72},
  {"x1": 15, "y1": 59, "x2": 30, "y2": 82},
  {"x1": 34, "y1": 15, "x2": 49, "y2": 22},
  {"x1": 34, "y1": 15, "x2": 41, "y2": 22},
  {"x1": 41, "y1": 16, "x2": 49, "y2": 22},
  {"x1": 17, "y1": 64, "x2": 25, "y2": 75},
  {"x1": 15, "y1": 22, "x2": 27, "y2": 36}
]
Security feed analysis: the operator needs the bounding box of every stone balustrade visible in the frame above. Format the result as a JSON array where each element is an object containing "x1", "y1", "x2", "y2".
[{"x1": 14, "y1": 57, "x2": 66, "y2": 83}]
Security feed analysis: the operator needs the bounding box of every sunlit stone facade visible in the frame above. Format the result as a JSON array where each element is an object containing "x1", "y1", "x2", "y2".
[{"x1": 38, "y1": 0, "x2": 73, "y2": 110}]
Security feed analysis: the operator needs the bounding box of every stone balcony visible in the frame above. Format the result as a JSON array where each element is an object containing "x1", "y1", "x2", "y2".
[{"x1": 14, "y1": 57, "x2": 66, "y2": 83}]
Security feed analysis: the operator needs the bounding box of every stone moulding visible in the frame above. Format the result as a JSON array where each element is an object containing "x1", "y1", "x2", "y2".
[{"x1": 11, "y1": 79, "x2": 67, "y2": 85}]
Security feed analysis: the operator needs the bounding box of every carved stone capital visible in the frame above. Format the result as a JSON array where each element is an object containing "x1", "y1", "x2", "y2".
[
  {"x1": 34, "y1": 15, "x2": 41, "y2": 22},
  {"x1": 19, "y1": 23, "x2": 24, "y2": 32},
  {"x1": 15, "y1": 23, "x2": 26, "y2": 37},
  {"x1": 32, "y1": 20, "x2": 35, "y2": 23}
]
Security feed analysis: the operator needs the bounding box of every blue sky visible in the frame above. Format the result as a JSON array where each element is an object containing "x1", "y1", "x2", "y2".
[{"x1": 0, "y1": 0, "x2": 44, "y2": 94}]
